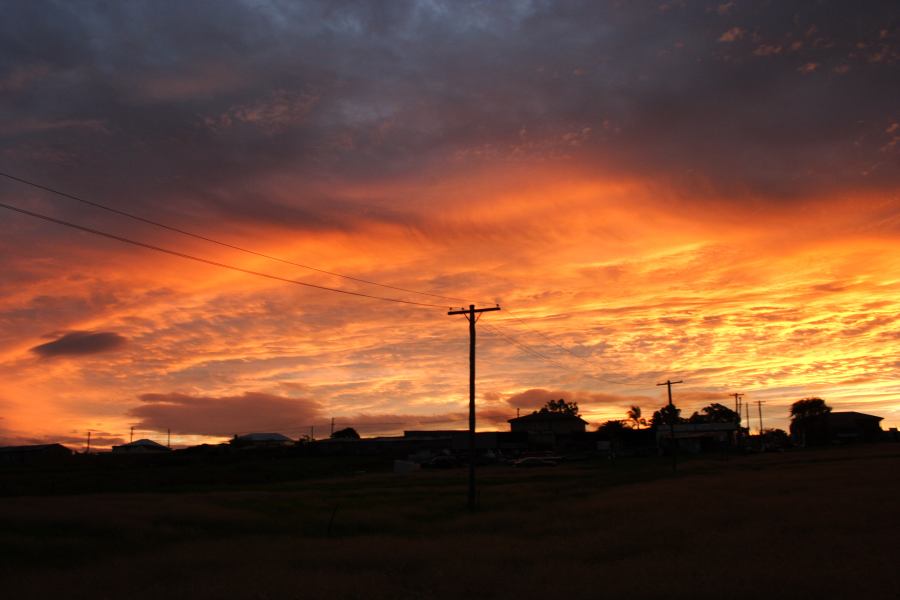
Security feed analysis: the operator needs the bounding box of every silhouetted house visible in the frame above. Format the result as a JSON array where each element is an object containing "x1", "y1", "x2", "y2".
[
  {"x1": 403, "y1": 430, "x2": 528, "y2": 452},
  {"x1": 0, "y1": 443, "x2": 73, "y2": 466},
  {"x1": 590, "y1": 428, "x2": 657, "y2": 456},
  {"x1": 111, "y1": 439, "x2": 171, "y2": 454},
  {"x1": 655, "y1": 422, "x2": 738, "y2": 454},
  {"x1": 793, "y1": 411, "x2": 883, "y2": 445},
  {"x1": 509, "y1": 412, "x2": 588, "y2": 448},
  {"x1": 230, "y1": 432, "x2": 294, "y2": 449}
]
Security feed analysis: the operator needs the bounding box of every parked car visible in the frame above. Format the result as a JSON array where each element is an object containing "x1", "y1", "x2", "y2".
[
  {"x1": 512, "y1": 457, "x2": 558, "y2": 468},
  {"x1": 422, "y1": 455, "x2": 460, "y2": 469}
]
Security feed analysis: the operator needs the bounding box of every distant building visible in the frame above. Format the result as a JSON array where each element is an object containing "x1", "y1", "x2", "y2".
[
  {"x1": 0, "y1": 443, "x2": 73, "y2": 466},
  {"x1": 655, "y1": 422, "x2": 738, "y2": 454},
  {"x1": 230, "y1": 432, "x2": 294, "y2": 449},
  {"x1": 404, "y1": 430, "x2": 528, "y2": 452},
  {"x1": 508, "y1": 412, "x2": 588, "y2": 448},
  {"x1": 794, "y1": 411, "x2": 883, "y2": 445},
  {"x1": 111, "y1": 439, "x2": 171, "y2": 454}
]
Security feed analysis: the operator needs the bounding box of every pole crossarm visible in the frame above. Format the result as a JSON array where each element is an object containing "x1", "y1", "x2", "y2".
[{"x1": 448, "y1": 305, "x2": 501, "y2": 318}]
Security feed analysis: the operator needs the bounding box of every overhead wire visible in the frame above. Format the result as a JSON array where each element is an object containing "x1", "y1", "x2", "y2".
[
  {"x1": 0, "y1": 171, "x2": 472, "y2": 304},
  {"x1": 481, "y1": 321, "x2": 653, "y2": 388},
  {"x1": 1, "y1": 171, "x2": 656, "y2": 386},
  {"x1": 0, "y1": 201, "x2": 448, "y2": 309}
]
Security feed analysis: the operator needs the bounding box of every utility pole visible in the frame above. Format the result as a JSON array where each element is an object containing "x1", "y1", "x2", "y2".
[
  {"x1": 756, "y1": 400, "x2": 767, "y2": 451},
  {"x1": 516, "y1": 407, "x2": 520, "y2": 418},
  {"x1": 310, "y1": 425, "x2": 315, "y2": 441},
  {"x1": 167, "y1": 428, "x2": 171, "y2": 448},
  {"x1": 656, "y1": 379, "x2": 683, "y2": 471},
  {"x1": 756, "y1": 400, "x2": 766, "y2": 435},
  {"x1": 731, "y1": 393, "x2": 744, "y2": 421},
  {"x1": 731, "y1": 392, "x2": 744, "y2": 447},
  {"x1": 130, "y1": 426, "x2": 134, "y2": 443},
  {"x1": 745, "y1": 402, "x2": 751, "y2": 434},
  {"x1": 86, "y1": 431, "x2": 91, "y2": 454},
  {"x1": 330, "y1": 417, "x2": 335, "y2": 437},
  {"x1": 448, "y1": 303, "x2": 501, "y2": 511}
]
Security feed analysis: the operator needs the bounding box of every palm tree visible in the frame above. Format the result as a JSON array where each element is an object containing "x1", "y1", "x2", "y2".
[{"x1": 627, "y1": 405, "x2": 643, "y2": 429}]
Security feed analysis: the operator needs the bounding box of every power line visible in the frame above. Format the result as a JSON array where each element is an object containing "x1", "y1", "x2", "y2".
[
  {"x1": 0, "y1": 171, "x2": 473, "y2": 304},
  {"x1": 1, "y1": 174, "x2": 723, "y2": 391},
  {"x1": 0, "y1": 201, "x2": 448, "y2": 309},
  {"x1": 1, "y1": 171, "x2": 654, "y2": 378},
  {"x1": 501, "y1": 307, "x2": 598, "y2": 367},
  {"x1": 482, "y1": 322, "x2": 650, "y2": 388}
]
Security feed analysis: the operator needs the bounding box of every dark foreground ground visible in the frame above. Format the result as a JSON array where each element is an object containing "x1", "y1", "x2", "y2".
[{"x1": 1, "y1": 445, "x2": 898, "y2": 599}]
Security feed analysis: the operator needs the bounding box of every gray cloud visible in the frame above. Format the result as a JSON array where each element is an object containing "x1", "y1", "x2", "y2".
[
  {"x1": 30, "y1": 330, "x2": 127, "y2": 357},
  {"x1": 1, "y1": 0, "x2": 897, "y2": 237}
]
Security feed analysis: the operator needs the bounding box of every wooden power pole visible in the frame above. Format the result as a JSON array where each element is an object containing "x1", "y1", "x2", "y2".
[
  {"x1": 448, "y1": 303, "x2": 501, "y2": 511},
  {"x1": 756, "y1": 400, "x2": 766, "y2": 435},
  {"x1": 657, "y1": 379, "x2": 683, "y2": 471},
  {"x1": 731, "y1": 393, "x2": 744, "y2": 421}
]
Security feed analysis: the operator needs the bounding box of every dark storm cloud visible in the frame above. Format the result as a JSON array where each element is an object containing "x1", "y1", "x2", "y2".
[
  {"x1": 30, "y1": 330, "x2": 127, "y2": 357},
  {"x1": 1, "y1": 0, "x2": 897, "y2": 230}
]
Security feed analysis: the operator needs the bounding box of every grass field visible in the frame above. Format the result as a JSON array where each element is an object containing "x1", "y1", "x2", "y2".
[{"x1": 1, "y1": 445, "x2": 898, "y2": 599}]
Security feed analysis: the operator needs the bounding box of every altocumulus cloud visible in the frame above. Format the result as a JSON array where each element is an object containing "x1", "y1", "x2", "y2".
[{"x1": 30, "y1": 330, "x2": 127, "y2": 358}]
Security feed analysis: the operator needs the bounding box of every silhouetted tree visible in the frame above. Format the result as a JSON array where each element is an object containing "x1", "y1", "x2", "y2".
[
  {"x1": 761, "y1": 428, "x2": 790, "y2": 449},
  {"x1": 331, "y1": 427, "x2": 360, "y2": 439},
  {"x1": 688, "y1": 403, "x2": 739, "y2": 424},
  {"x1": 627, "y1": 405, "x2": 646, "y2": 429},
  {"x1": 789, "y1": 397, "x2": 832, "y2": 443},
  {"x1": 650, "y1": 404, "x2": 683, "y2": 429},
  {"x1": 596, "y1": 420, "x2": 628, "y2": 453},
  {"x1": 540, "y1": 398, "x2": 580, "y2": 416},
  {"x1": 790, "y1": 398, "x2": 831, "y2": 421},
  {"x1": 597, "y1": 420, "x2": 628, "y2": 436}
]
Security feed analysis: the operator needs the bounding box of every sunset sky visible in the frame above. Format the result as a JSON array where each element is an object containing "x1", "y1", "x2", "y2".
[{"x1": 1, "y1": 1, "x2": 898, "y2": 449}]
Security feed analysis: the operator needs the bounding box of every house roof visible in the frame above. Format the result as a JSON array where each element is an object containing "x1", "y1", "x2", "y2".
[
  {"x1": 0, "y1": 443, "x2": 72, "y2": 453},
  {"x1": 827, "y1": 411, "x2": 883, "y2": 423},
  {"x1": 118, "y1": 438, "x2": 169, "y2": 449},
  {"x1": 508, "y1": 412, "x2": 588, "y2": 424},
  {"x1": 234, "y1": 432, "x2": 293, "y2": 442}
]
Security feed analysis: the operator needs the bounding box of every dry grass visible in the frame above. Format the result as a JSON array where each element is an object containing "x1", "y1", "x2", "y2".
[{"x1": 1, "y1": 445, "x2": 898, "y2": 599}]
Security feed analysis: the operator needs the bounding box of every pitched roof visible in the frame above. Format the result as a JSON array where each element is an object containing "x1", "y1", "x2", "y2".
[
  {"x1": 508, "y1": 411, "x2": 588, "y2": 424},
  {"x1": 118, "y1": 438, "x2": 169, "y2": 449},
  {"x1": 0, "y1": 443, "x2": 72, "y2": 453},
  {"x1": 234, "y1": 432, "x2": 293, "y2": 442},
  {"x1": 827, "y1": 411, "x2": 883, "y2": 422}
]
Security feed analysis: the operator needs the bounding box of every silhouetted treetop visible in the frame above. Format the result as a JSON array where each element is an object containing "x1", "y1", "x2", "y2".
[
  {"x1": 597, "y1": 420, "x2": 628, "y2": 435},
  {"x1": 331, "y1": 427, "x2": 360, "y2": 439},
  {"x1": 539, "y1": 398, "x2": 580, "y2": 416},
  {"x1": 688, "y1": 403, "x2": 739, "y2": 424},
  {"x1": 626, "y1": 405, "x2": 647, "y2": 429},
  {"x1": 650, "y1": 404, "x2": 683, "y2": 429},
  {"x1": 790, "y1": 398, "x2": 831, "y2": 421}
]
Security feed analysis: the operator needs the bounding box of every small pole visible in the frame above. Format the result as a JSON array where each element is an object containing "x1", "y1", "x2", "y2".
[
  {"x1": 130, "y1": 426, "x2": 134, "y2": 443},
  {"x1": 731, "y1": 392, "x2": 744, "y2": 447},
  {"x1": 86, "y1": 431, "x2": 92, "y2": 454},
  {"x1": 330, "y1": 417, "x2": 335, "y2": 437},
  {"x1": 756, "y1": 400, "x2": 765, "y2": 434},
  {"x1": 167, "y1": 428, "x2": 171, "y2": 448}
]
